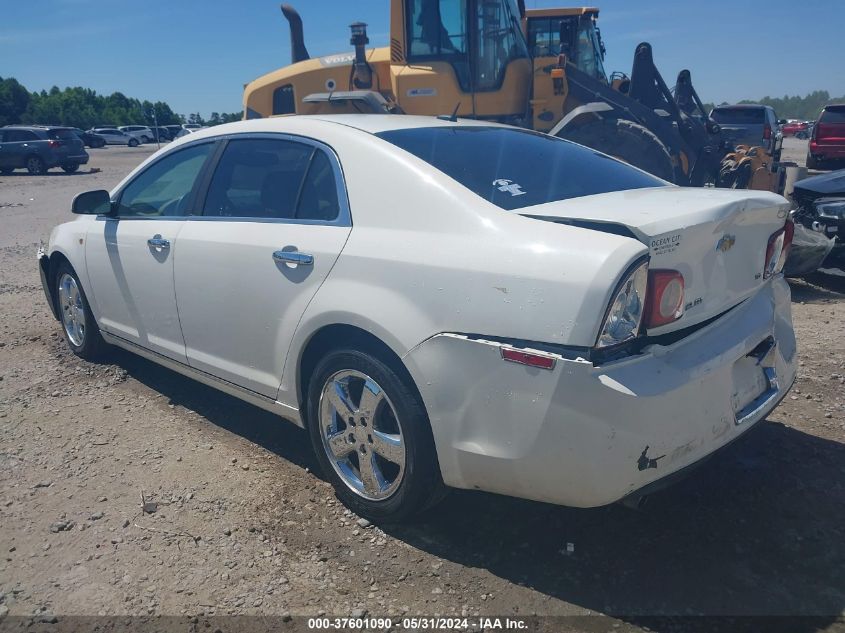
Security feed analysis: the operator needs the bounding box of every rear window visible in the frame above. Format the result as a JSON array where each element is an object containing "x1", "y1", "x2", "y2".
[
  {"x1": 710, "y1": 108, "x2": 765, "y2": 124},
  {"x1": 375, "y1": 126, "x2": 665, "y2": 211},
  {"x1": 48, "y1": 129, "x2": 78, "y2": 140},
  {"x1": 821, "y1": 106, "x2": 845, "y2": 123}
]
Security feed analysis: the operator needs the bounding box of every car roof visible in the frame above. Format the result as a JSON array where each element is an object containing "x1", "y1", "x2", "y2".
[{"x1": 177, "y1": 114, "x2": 504, "y2": 145}]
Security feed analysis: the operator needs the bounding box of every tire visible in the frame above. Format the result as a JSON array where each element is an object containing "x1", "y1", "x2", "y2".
[
  {"x1": 306, "y1": 348, "x2": 444, "y2": 522},
  {"x1": 53, "y1": 261, "x2": 107, "y2": 360},
  {"x1": 557, "y1": 118, "x2": 676, "y2": 183},
  {"x1": 61, "y1": 163, "x2": 79, "y2": 173},
  {"x1": 128, "y1": 138, "x2": 139, "y2": 147},
  {"x1": 0, "y1": 167, "x2": 13, "y2": 175},
  {"x1": 26, "y1": 155, "x2": 46, "y2": 175},
  {"x1": 806, "y1": 153, "x2": 820, "y2": 170}
]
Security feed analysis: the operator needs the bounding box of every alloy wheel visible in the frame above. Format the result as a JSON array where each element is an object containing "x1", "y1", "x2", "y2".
[
  {"x1": 319, "y1": 370, "x2": 406, "y2": 501},
  {"x1": 58, "y1": 273, "x2": 85, "y2": 347}
]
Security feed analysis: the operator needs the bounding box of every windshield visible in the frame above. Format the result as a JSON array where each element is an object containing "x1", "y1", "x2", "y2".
[
  {"x1": 710, "y1": 108, "x2": 765, "y2": 125},
  {"x1": 375, "y1": 126, "x2": 666, "y2": 211}
]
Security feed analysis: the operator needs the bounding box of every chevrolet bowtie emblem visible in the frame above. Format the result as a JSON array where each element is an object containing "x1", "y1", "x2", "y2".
[{"x1": 716, "y1": 234, "x2": 736, "y2": 252}]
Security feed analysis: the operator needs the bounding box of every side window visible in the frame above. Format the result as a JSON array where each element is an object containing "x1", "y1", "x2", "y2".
[
  {"x1": 5, "y1": 130, "x2": 37, "y2": 142},
  {"x1": 407, "y1": 0, "x2": 468, "y2": 57},
  {"x1": 296, "y1": 150, "x2": 340, "y2": 221},
  {"x1": 116, "y1": 143, "x2": 213, "y2": 218},
  {"x1": 273, "y1": 85, "x2": 295, "y2": 115},
  {"x1": 203, "y1": 137, "x2": 339, "y2": 221}
]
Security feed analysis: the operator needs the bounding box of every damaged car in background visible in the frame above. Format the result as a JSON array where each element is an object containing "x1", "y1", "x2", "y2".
[
  {"x1": 786, "y1": 168, "x2": 844, "y2": 275},
  {"x1": 38, "y1": 115, "x2": 796, "y2": 521}
]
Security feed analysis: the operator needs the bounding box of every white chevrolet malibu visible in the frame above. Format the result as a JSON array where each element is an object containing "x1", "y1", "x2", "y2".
[{"x1": 38, "y1": 115, "x2": 797, "y2": 521}]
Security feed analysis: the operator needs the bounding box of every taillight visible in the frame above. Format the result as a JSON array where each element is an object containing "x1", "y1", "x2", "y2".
[
  {"x1": 644, "y1": 270, "x2": 685, "y2": 328},
  {"x1": 763, "y1": 123, "x2": 772, "y2": 140},
  {"x1": 763, "y1": 220, "x2": 794, "y2": 279}
]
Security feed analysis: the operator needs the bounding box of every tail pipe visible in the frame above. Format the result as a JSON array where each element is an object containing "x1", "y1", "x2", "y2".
[{"x1": 281, "y1": 4, "x2": 310, "y2": 64}]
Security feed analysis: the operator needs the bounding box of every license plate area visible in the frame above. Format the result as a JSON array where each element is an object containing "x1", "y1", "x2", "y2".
[{"x1": 732, "y1": 337, "x2": 780, "y2": 425}]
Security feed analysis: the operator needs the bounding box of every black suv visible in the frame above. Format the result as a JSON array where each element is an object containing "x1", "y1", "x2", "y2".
[{"x1": 0, "y1": 125, "x2": 89, "y2": 174}]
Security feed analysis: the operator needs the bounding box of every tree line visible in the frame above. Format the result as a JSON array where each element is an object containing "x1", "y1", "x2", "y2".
[
  {"x1": 0, "y1": 77, "x2": 241, "y2": 129},
  {"x1": 703, "y1": 90, "x2": 844, "y2": 121}
]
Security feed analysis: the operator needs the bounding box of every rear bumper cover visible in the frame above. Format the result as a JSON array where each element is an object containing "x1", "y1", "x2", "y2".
[
  {"x1": 405, "y1": 276, "x2": 796, "y2": 508},
  {"x1": 809, "y1": 142, "x2": 845, "y2": 160}
]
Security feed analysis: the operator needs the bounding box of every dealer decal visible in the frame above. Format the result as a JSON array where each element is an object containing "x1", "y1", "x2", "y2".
[
  {"x1": 650, "y1": 232, "x2": 682, "y2": 256},
  {"x1": 407, "y1": 87, "x2": 437, "y2": 97}
]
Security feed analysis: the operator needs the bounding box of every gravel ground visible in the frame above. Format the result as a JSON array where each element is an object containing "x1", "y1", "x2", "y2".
[{"x1": 1, "y1": 141, "x2": 844, "y2": 632}]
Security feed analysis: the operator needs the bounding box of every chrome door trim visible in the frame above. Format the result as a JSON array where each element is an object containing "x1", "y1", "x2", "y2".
[
  {"x1": 99, "y1": 330, "x2": 303, "y2": 427},
  {"x1": 273, "y1": 250, "x2": 314, "y2": 265}
]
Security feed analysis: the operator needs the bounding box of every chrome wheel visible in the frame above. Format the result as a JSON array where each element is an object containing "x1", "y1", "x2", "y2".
[
  {"x1": 319, "y1": 370, "x2": 406, "y2": 501},
  {"x1": 58, "y1": 273, "x2": 85, "y2": 347}
]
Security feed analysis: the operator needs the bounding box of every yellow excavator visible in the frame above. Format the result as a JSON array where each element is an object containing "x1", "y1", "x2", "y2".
[{"x1": 243, "y1": 0, "x2": 727, "y2": 186}]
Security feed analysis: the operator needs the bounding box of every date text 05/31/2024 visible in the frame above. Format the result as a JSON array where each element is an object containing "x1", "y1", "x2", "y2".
[{"x1": 307, "y1": 617, "x2": 530, "y2": 630}]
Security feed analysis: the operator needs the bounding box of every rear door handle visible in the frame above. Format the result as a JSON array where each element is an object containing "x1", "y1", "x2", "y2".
[
  {"x1": 147, "y1": 234, "x2": 170, "y2": 249},
  {"x1": 273, "y1": 250, "x2": 313, "y2": 266}
]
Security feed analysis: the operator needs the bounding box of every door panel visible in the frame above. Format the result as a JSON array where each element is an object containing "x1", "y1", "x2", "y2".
[
  {"x1": 86, "y1": 219, "x2": 188, "y2": 361},
  {"x1": 174, "y1": 135, "x2": 352, "y2": 398},
  {"x1": 84, "y1": 141, "x2": 215, "y2": 363},
  {"x1": 175, "y1": 221, "x2": 350, "y2": 396}
]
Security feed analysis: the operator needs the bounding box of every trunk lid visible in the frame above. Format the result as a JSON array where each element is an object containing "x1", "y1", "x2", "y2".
[{"x1": 522, "y1": 187, "x2": 791, "y2": 334}]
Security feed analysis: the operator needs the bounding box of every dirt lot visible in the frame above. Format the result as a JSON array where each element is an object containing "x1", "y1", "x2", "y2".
[{"x1": 1, "y1": 139, "x2": 844, "y2": 632}]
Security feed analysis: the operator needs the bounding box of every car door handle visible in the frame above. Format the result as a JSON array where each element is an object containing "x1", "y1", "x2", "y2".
[
  {"x1": 147, "y1": 234, "x2": 170, "y2": 249},
  {"x1": 273, "y1": 250, "x2": 313, "y2": 266}
]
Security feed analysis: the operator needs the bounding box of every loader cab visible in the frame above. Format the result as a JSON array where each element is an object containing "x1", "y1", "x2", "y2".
[
  {"x1": 403, "y1": 0, "x2": 529, "y2": 93},
  {"x1": 525, "y1": 9, "x2": 607, "y2": 83}
]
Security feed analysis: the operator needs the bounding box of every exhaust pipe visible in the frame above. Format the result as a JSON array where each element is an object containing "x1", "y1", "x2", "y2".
[{"x1": 281, "y1": 4, "x2": 310, "y2": 64}]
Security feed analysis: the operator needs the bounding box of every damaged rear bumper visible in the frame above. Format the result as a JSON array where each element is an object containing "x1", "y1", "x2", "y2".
[{"x1": 404, "y1": 276, "x2": 797, "y2": 508}]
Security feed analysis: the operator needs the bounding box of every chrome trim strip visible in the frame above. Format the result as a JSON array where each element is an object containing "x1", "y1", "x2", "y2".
[{"x1": 99, "y1": 331, "x2": 303, "y2": 426}]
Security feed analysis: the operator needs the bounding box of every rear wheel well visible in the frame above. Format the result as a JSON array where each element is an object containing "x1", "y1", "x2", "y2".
[{"x1": 298, "y1": 325, "x2": 419, "y2": 422}]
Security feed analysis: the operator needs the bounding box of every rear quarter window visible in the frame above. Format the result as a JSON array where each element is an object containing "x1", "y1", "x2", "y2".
[{"x1": 376, "y1": 126, "x2": 665, "y2": 211}]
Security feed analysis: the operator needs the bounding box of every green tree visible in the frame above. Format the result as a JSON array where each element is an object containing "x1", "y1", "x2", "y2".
[{"x1": 0, "y1": 77, "x2": 31, "y2": 126}]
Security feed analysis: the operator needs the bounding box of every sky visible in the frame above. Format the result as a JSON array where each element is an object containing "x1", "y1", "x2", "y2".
[{"x1": 2, "y1": 0, "x2": 844, "y2": 119}]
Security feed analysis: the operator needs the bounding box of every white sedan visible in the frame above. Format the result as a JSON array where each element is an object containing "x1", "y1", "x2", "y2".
[
  {"x1": 38, "y1": 115, "x2": 797, "y2": 521},
  {"x1": 89, "y1": 128, "x2": 140, "y2": 147}
]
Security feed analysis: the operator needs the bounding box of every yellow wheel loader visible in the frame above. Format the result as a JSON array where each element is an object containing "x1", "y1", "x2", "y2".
[{"x1": 243, "y1": 0, "x2": 727, "y2": 186}]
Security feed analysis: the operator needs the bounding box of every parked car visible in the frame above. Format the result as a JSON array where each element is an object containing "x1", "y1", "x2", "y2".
[
  {"x1": 118, "y1": 125, "x2": 154, "y2": 143},
  {"x1": 792, "y1": 168, "x2": 845, "y2": 249},
  {"x1": 90, "y1": 128, "x2": 139, "y2": 147},
  {"x1": 780, "y1": 120, "x2": 809, "y2": 139},
  {"x1": 164, "y1": 125, "x2": 184, "y2": 139},
  {"x1": 807, "y1": 104, "x2": 845, "y2": 170},
  {"x1": 38, "y1": 115, "x2": 797, "y2": 521},
  {"x1": 710, "y1": 104, "x2": 782, "y2": 160},
  {"x1": 69, "y1": 128, "x2": 106, "y2": 148},
  {"x1": 0, "y1": 125, "x2": 89, "y2": 174},
  {"x1": 149, "y1": 126, "x2": 171, "y2": 142}
]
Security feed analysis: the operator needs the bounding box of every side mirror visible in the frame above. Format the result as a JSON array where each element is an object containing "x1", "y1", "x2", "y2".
[
  {"x1": 72, "y1": 189, "x2": 112, "y2": 215},
  {"x1": 777, "y1": 119, "x2": 787, "y2": 125}
]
